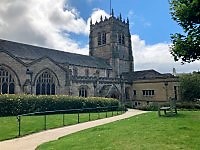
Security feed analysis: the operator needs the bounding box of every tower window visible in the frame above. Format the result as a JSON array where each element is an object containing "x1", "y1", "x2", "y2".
[
  {"x1": 118, "y1": 33, "x2": 125, "y2": 45},
  {"x1": 97, "y1": 32, "x2": 106, "y2": 46}
]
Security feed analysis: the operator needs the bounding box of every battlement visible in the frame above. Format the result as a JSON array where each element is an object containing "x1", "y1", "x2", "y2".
[{"x1": 90, "y1": 10, "x2": 129, "y2": 30}]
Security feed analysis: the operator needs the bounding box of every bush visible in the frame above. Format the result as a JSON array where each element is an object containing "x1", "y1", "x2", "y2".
[
  {"x1": 137, "y1": 104, "x2": 159, "y2": 111},
  {"x1": 176, "y1": 101, "x2": 200, "y2": 110},
  {"x1": 0, "y1": 95, "x2": 119, "y2": 116}
]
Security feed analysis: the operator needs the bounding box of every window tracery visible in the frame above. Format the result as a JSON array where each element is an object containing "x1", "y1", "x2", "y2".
[
  {"x1": 36, "y1": 70, "x2": 55, "y2": 95},
  {"x1": 0, "y1": 68, "x2": 15, "y2": 94}
]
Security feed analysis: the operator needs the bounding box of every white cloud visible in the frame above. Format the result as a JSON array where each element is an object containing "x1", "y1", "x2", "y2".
[
  {"x1": 0, "y1": 0, "x2": 199, "y2": 73},
  {"x1": 86, "y1": 9, "x2": 110, "y2": 34},
  {"x1": 0, "y1": 0, "x2": 111, "y2": 55},
  {"x1": 132, "y1": 35, "x2": 200, "y2": 73},
  {"x1": 0, "y1": 0, "x2": 89, "y2": 54}
]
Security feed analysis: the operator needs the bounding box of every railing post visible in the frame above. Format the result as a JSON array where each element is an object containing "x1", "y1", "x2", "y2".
[
  {"x1": 44, "y1": 114, "x2": 47, "y2": 130},
  {"x1": 98, "y1": 107, "x2": 100, "y2": 119},
  {"x1": 89, "y1": 110, "x2": 91, "y2": 121},
  {"x1": 112, "y1": 107, "x2": 113, "y2": 117},
  {"x1": 17, "y1": 116, "x2": 21, "y2": 137},
  {"x1": 106, "y1": 109, "x2": 108, "y2": 118},
  {"x1": 77, "y1": 110, "x2": 80, "y2": 123},
  {"x1": 63, "y1": 113, "x2": 65, "y2": 126}
]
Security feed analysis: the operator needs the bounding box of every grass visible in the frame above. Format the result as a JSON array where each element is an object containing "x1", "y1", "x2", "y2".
[
  {"x1": 0, "y1": 111, "x2": 122, "y2": 141},
  {"x1": 38, "y1": 111, "x2": 200, "y2": 150}
]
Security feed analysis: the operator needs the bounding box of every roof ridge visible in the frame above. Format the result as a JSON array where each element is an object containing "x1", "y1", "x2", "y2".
[{"x1": 0, "y1": 39, "x2": 111, "y2": 69}]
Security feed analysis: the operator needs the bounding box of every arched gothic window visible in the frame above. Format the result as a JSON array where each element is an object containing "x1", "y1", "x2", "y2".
[
  {"x1": 79, "y1": 86, "x2": 88, "y2": 97},
  {"x1": 0, "y1": 68, "x2": 15, "y2": 94},
  {"x1": 36, "y1": 70, "x2": 56, "y2": 95}
]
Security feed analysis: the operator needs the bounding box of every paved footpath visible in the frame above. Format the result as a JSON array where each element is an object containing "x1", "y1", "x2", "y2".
[{"x1": 0, "y1": 109, "x2": 147, "y2": 150}]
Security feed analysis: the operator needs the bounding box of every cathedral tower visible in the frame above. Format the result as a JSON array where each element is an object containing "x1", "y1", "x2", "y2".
[{"x1": 89, "y1": 10, "x2": 134, "y2": 77}]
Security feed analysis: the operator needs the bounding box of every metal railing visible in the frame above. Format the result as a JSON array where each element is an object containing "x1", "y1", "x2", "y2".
[{"x1": 16, "y1": 106, "x2": 126, "y2": 137}]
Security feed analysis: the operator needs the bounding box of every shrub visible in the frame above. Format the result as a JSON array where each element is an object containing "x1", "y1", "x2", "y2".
[
  {"x1": 0, "y1": 95, "x2": 119, "y2": 116},
  {"x1": 176, "y1": 101, "x2": 200, "y2": 110},
  {"x1": 137, "y1": 104, "x2": 159, "y2": 111}
]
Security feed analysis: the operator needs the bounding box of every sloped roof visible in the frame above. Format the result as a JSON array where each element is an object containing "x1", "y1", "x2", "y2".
[
  {"x1": 0, "y1": 39, "x2": 111, "y2": 69},
  {"x1": 122, "y1": 69, "x2": 175, "y2": 82}
]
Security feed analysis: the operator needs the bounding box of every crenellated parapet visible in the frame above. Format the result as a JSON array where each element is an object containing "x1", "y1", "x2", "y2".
[{"x1": 90, "y1": 9, "x2": 129, "y2": 31}]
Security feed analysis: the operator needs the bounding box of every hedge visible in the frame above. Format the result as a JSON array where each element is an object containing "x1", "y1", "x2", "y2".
[{"x1": 0, "y1": 95, "x2": 120, "y2": 116}]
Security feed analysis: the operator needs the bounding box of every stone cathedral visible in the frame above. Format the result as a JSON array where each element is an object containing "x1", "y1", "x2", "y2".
[{"x1": 0, "y1": 11, "x2": 179, "y2": 107}]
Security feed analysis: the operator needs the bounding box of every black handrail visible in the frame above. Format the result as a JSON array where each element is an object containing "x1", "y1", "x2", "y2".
[{"x1": 16, "y1": 106, "x2": 126, "y2": 137}]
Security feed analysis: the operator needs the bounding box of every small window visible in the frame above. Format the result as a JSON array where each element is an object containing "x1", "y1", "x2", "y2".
[
  {"x1": 73, "y1": 67, "x2": 78, "y2": 76},
  {"x1": 85, "y1": 69, "x2": 89, "y2": 77},
  {"x1": 135, "y1": 102, "x2": 137, "y2": 106},
  {"x1": 106, "y1": 70, "x2": 110, "y2": 78},
  {"x1": 142, "y1": 90, "x2": 155, "y2": 96},
  {"x1": 133, "y1": 90, "x2": 136, "y2": 96},
  {"x1": 79, "y1": 87, "x2": 88, "y2": 97},
  {"x1": 96, "y1": 70, "x2": 100, "y2": 77}
]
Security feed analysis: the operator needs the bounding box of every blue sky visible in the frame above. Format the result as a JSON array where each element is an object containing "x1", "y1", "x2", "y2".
[
  {"x1": 68, "y1": 0, "x2": 182, "y2": 45},
  {"x1": 0, "y1": 0, "x2": 199, "y2": 73}
]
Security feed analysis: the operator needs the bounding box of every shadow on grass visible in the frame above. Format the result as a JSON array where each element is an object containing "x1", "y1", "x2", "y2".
[{"x1": 158, "y1": 112, "x2": 186, "y2": 118}]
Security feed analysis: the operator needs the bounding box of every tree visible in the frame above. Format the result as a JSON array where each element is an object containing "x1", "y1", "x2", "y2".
[
  {"x1": 169, "y1": 0, "x2": 200, "y2": 63},
  {"x1": 180, "y1": 73, "x2": 200, "y2": 101}
]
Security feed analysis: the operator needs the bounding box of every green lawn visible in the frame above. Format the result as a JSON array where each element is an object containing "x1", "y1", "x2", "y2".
[
  {"x1": 0, "y1": 111, "x2": 121, "y2": 141},
  {"x1": 38, "y1": 111, "x2": 200, "y2": 150}
]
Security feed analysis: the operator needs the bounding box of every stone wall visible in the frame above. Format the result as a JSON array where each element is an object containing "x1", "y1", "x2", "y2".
[
  {"x1": 128, "y1": 78, "x2": 180, "y2": 107},
  {"x1": 0, "y1": 52, "x2": 70, "y2": 95}
]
